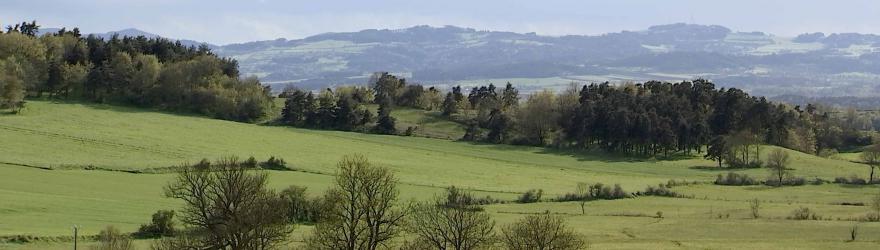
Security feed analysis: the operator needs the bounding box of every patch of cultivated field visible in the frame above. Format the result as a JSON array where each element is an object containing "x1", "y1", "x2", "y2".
[{"x1": 2, "y1": 100, "x2": 880, "y2": 249}]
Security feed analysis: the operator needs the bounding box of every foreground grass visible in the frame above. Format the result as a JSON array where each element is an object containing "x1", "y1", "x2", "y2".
[{"x1": 2, "y1": 100, "x2": 879, "y2": 249}]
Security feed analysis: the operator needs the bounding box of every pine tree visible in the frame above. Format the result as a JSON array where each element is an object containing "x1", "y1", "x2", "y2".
[
  {"x1": 373, "y1": 101, "x2": 397, "y2": 135},
  {"x1": 441, "y1": 92, "x2": 458, "y2": 116},
  {"x1": 501, "y1": 82, "x2": 519, "y2": 110}
]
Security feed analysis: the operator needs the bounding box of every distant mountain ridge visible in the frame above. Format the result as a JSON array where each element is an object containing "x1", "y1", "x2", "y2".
[
  {"x1": 39, "y1": 24, "x2": 880, "y2": 98},
  {"x1": 210, "y1": 24, "x2": 880, "y2": 98}
]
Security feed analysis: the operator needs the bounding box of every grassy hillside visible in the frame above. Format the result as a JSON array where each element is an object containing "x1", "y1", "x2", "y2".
[{"x1": 2, "y1": 100, "x2": 880, "y2": 249}]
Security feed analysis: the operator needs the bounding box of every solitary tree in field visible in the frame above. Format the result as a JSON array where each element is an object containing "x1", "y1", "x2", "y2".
[
  {"x1": 164, "y1": 157, "x2": 293, "y2": 249},
  {"x1": 767, "y1": 149, "x2": 791, "y2": 186},
  {"x1": 861, "y1": 144, "x2": 880, "y2": 184},
  {"x1": 502, "y1": 214, "x2": 585, "y2": 250},
  {"x1": 406, "y1": 187, "x2": 496, "y2": 250},
  {"x1": 576, "y1": 182, "x2": 590, "y2": 215},
  {"x1": 307, "y1": 154, "x2": 404, "y2": 250}
]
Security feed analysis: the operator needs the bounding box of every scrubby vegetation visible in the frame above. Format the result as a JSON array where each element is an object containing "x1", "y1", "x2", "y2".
[{"x1": 715, "y1": 172, "x2": 760, "y2": 186}]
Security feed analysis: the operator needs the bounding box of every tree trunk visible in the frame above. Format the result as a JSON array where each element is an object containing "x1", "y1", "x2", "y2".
[
  {"x1": 580, "y1": 202, "x2": 585, "y2": 215},
  {"x1": 778, "y1": 172, "x2": 784, "y2": 187},
  {"x1": 871, "y1": 166, "x2": 876, "y2": 184}
]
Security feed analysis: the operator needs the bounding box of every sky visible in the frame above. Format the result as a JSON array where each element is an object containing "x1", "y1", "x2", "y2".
[{"x1": 4, "y1": 0, "x2": 879, "y2": 45}]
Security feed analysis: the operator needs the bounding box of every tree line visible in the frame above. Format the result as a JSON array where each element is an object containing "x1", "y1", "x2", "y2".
[
  {"x1": 0, "y1": 21, "x2": 272, "y2": 121},
  {"x1": 280, "y1": 73, "x2": 445, "y2": 135},
  {"x1": 280, "y1": 73, "x2": 876, "y2": 165}
]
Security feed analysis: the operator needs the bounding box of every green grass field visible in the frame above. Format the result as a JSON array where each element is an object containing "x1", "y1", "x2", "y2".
[{"x1": 2, "y1": 100, "x2": 880, "y2": 249}]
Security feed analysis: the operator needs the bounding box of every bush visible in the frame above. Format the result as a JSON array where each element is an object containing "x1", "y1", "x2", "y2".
[
  {"x1": 517, "y1": 189, "x2": 543, "y2": 203},
  {"x1": 279, "y1": 185, "x2": 329, "y2": 224},
  {"x1": 404, "y1": 126, "x2": 417, "y2": 136},
  {"x1": 787, "y1": 207, "x2": 822, "y2": 220},
  {"x1": 818, "y1": 148, "x2": 839, "y2": 158},
  {"x1": 664, "y1": 179, "x2": 701, "y2": 188},
  {"x1": 765, "y1": 176, "x2": 806, "y2": 186},
  {"x1": 502, "y1": 214, "x2": 584, "y2": 250},
  {"x1": 93, "y1": 225, "x2": 133, "y2": 250},
  {"x1": 714, "y1": 172, "x2": 760, "y2": 186},
  {"x1": 136, "y1": 210, "x2": 175, "y2": 238},
  {"x1": 834, "y1": 175, "x2": 868, "y2": 185},
  {"x1": 259, "y1": 156, "x2": 287, "y2": 170},
  {"x1": 558, "y1": 183, "x2": 629, "y2": 202},
  {"x1": 635, "y1": 185, "x2": 688, "y2": 198},
  {"x1": 243, "y1": 156, "x2": 258, "y2": 168}
]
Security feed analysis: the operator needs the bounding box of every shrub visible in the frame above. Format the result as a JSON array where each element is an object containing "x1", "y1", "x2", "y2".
[
  {"x1": 259, "y1": 156, "x2": 287, "y2": 170},
  {"x1": 93, "y1": 226, "x2": 133, "y2": 250},
  {"x1": 665, "y1": 179, "x2": 701, "y2": 188},
  {"x1": 636, "y1": 185, "x2": 685, "y2": 198},
  {"x1": 834, "y1": 175, "x2": 868, "y2": 185},
  {"x1": 818, "y1": 148, "x2": 839, "y2": 158},
  {"x1": 809, "y1": 178, "x2": 826, "y2": 185},
  {"x1": 557, "y1": 183, "x2": 630, "y2": 202},
  {"x1": 136, "y1": 210, "x2": 175, "y2": 238},
  {"x1": 192, "y1": 158, "x2": 211, "y2": 169},
  {"x1": 243, "y1": 156, "x2": 258, "y2": 168},
  {"x1": 517, "y1": 189, "x2": 543, "y2": 203},
  {"x1": 278, "y1": 185, "x2": 337, "y2": 224},
  {"x1": 714, "y1": 172, "x2": 760, "y2": 186},
  {"x1": 404, "y1": 126, "x2": 417, "y2": 136},
  {"x1": 502, "y1": 214, "x2": 584, "y2": 250},
  {"x1": 765, "y1": 176, "x2": 806, "y2": 186},
  {"x1": 788, "y1": 207, "x2": 821, "y2": 220}
]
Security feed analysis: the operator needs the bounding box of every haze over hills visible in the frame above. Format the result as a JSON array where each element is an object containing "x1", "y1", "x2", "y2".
[
  {"x1": 211, "y1": 23, "x2": 880, "y2": 98},
  {"x1": 43, "y1": 24, "x2": 880, "y2": 99}
]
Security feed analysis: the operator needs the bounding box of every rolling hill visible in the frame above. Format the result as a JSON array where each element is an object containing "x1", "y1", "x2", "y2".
[{"x1": 2, "y1": 100, "x2": 879, "y2": 249}]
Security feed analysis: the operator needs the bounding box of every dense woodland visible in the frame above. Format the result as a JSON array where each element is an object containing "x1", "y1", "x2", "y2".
[
  {"x1": 281, "y1": 73, "x2": 878, "y2": 168},
  {"x1": 0, "y1": 21, "x2": 273, "y2": 121}
]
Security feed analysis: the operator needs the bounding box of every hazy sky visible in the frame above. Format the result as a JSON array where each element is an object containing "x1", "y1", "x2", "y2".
[{"x1": 4, "y1": 0, "x2": 879, "y2": 45}]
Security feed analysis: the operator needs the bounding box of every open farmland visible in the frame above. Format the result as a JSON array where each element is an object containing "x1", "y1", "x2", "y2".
[{"x1": 1, "y1": 101, "x2": 879, "y2": 249}]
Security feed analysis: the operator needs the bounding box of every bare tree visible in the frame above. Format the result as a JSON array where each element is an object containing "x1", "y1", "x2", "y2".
[
  {"x1": 502, "y1": 214, "x2": 585, "y2": 250},
  {"x1": 749, "y1": 198, "x2": 760, "y2": 219},
  {"x1": 869, "y1": 192, "x2": 880, "y2": 222},
  {"x1": 576, "y1": 182, "x2": 589, "y2": 215},
  {"x1": 406, "y1": 187, "x2": 496, "y2": 250},
  {"x1": 307, "y1": 154, "x2": 404, "y2": 250},
  {"x1": 164, "y1": 157, "x2": 293, "y2": 250},
  {"x1": 860, "y1": 144, "x2": 880, "y2": 183},
  {"x1": 767, "y1": 149, "x2": 790, "y2": 186}
]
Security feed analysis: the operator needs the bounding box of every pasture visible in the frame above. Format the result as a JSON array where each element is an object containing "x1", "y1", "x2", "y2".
[{"x1": 1, "y1": 100, "x2": 879, "y2": 249}]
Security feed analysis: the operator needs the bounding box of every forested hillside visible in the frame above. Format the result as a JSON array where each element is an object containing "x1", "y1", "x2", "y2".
[{"x1": 0, "y1": 21, "x2": 273, "y2": 122}]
